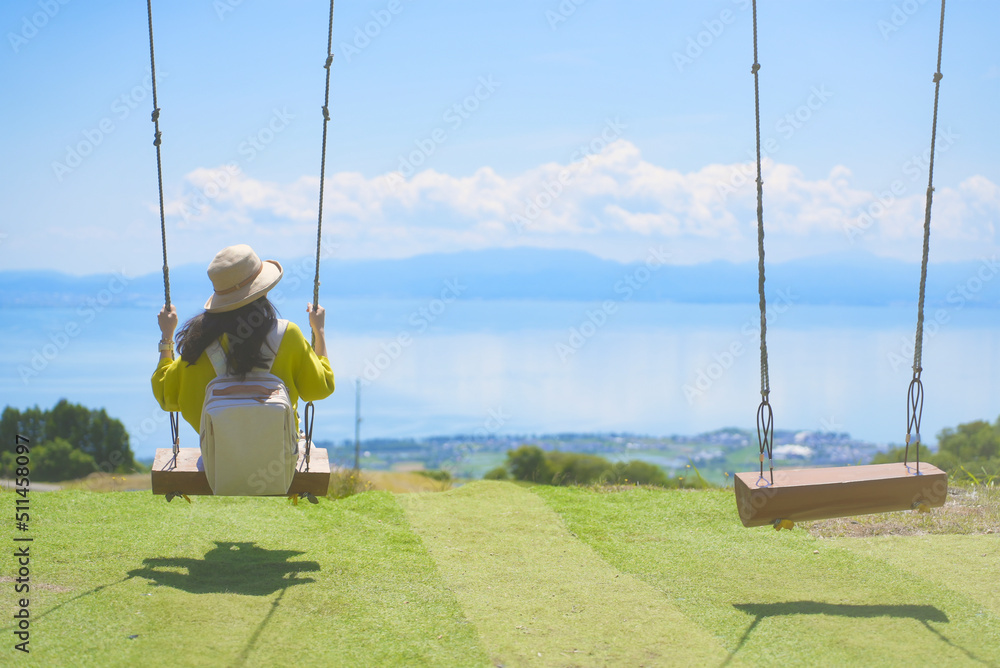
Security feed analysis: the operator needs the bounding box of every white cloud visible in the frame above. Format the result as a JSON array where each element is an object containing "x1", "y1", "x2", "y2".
[{"x1": 149, "y1": 139, "x2": 1000, "y2": 266}]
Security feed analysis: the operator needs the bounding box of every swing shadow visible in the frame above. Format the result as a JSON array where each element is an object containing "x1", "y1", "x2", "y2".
[
  {"x1": 0, "y1": 575, "x2": 136, "y2": 631},
  {"x1": 723, "y1": 601, "x2": 993, "y2": 667},
  {"x1": 231, "y1": 577, "x2": 295, "y2": 668},
  {"x1": 127, "y1": 541, "x2": 320, "y2": 596}
]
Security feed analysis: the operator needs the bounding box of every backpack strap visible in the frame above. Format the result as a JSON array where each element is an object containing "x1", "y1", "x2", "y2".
[
  {"x1": 263, "y1": 319, "x2": 288, "y2": 372},
  {"x1": 204, "y1": 319, "x2": 289, "y2": 377},
  {"x1": 205, "y1": 340, "x2": 228, "y2": 377}
]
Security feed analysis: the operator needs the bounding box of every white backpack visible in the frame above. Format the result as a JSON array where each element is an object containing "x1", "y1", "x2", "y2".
[{"x1": 199, "y1": 319, "x2": 298, "y2": 495}]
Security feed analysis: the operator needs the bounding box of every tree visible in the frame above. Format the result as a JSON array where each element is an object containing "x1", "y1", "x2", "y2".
[
  {"x1": 506, "y1": 445, "x2": 553, "y2": 484},
  {"x1": 937, "y1": 419, "x2": 1000, "y2": 462},
  {"x1": 30, "y1": 438, "x2": 99, "y2": 482},
  {"x1": 0, "y1": 400, "x2": 137, "y2": 480},
  {"x1": 611, "y1": 460, "x2": 669, "y2": 487},
  {"x1": 500, "y1": 446, "x2": 672, "y2": 488},
  {"x1": 549, "y1": 452, "x2": 612, "y2": 485},
  {"x1": 872, "y1": 414, "x2": 1000, "y2": 476},
  {"x1": 483, "y1": 466, "x2": 510, "y2": 481}
]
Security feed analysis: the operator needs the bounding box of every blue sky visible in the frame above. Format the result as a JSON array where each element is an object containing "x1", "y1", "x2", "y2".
[{"x1": 1, "y1": 0, "x2": 998, "y2": 276}]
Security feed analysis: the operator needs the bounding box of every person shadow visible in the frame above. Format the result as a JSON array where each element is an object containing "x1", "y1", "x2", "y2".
[{"x1": 128, "y1": 541, "x2": 320, "y2": 596}]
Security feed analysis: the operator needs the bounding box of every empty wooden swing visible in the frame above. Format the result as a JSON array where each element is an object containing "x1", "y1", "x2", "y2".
[
  {"x1": 144, "y1": 0, "x2": 338, "y2": 501},
  {"x1": 734, "y1": 0, "x2": 949, "y2": 529}
]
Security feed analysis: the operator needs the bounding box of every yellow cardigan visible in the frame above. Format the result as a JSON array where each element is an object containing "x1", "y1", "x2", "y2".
[{"x1": 152, "y1": 321, "x2": 334, "y2": 433}]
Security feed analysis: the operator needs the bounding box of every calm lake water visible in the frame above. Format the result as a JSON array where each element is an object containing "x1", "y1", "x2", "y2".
[{"x1": 2, "y1": 298, "x2": 998, "y2": 460}]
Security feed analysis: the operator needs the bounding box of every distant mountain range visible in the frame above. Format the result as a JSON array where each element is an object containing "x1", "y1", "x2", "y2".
[{"x1": 1, "y1": 248, "x2": 998, "y2": 308}]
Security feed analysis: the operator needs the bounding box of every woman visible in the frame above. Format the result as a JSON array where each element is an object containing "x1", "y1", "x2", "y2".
[{"x1": 152, "y1": 244, "x2": 335, "y2": 438}]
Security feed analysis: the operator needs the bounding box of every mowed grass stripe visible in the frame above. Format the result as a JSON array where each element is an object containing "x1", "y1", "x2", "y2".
[
  {"x1": 831, "y1": 534, "x2": 1000, "y2": 617},
  {"x1": 401, "y1": 481, "x2": 736, "y2": 667},
  {"x1": 0, "y1": 491, "x2": 489, "y2": 668},
  {"x1": 536, "y1": 486, "x2": 1000, "y2": 667}
]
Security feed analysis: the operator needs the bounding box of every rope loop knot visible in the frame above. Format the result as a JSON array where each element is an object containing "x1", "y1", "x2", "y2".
[{"x1": 933, "y1": 72, "x2": 943, "y2": 82}]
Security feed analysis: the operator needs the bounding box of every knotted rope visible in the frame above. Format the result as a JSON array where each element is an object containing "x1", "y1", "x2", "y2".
[{"x1": 906, "y1": 0, "x2": 947, "y2": 473}]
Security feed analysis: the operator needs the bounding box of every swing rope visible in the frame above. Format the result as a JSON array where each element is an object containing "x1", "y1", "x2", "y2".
[
  {"x1": 145, "y1": 0, "x2": 337, "y2": 467},
  {"x1": 304, "y1": 0, "x2": 337, "y2": 471},
  {"x1": 906, "y1": 0, "x2": 947, "y2": 474},
  {"x1": 146, "y1": 0, "x2": 180, "y2": 457},
  {"x1": 312, "y1": 0, "x2": 335, "y2": 320},
  {"x1": 751, "y1": 0, "x2": 773, "y2": 485}
]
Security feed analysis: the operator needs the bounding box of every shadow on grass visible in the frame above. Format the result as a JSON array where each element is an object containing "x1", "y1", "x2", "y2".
[
  {"x1": 128, "y1": 541, "x2": 320, "y2": 596},
  {"x1": 0, "y1": 575, "x2": 136, "y2": 631},
  {"x1": 230, "y1": 578, "x2": 295, "y2": 668},
  {"x1": 724, "y1": 601, "x2": 993, "y2": 667}
]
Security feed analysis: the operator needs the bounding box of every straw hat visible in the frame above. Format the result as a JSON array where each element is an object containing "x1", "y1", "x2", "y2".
[{"x1": 203, "y1": 245, "x2": 282, "y2": 313}]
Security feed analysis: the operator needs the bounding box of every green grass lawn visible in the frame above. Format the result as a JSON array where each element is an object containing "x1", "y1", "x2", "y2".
[
  {"x1": 1, "y1": 491, "x2": 488, "y2": 667},
  {"x1": 535, "y1": 485, "x2": 1000, "y2": 667},
  {"x1": 2, "y1": 482, "x2": 997, "y2": 666}
]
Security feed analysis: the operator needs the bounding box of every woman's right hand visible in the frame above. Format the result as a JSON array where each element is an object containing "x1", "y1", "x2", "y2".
[{"x1": 158, "y1": 304, "x2": 177, "y2": 340}]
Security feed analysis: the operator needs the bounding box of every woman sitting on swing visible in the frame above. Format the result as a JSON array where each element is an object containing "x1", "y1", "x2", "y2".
[{"x1": 152, "y1": 244, "x2": 334, "y2": 494}]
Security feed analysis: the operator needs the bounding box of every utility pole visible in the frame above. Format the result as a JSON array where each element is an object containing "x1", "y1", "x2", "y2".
[{"x1": 353, "y1": 378, "x2": 361, "y2": 471}]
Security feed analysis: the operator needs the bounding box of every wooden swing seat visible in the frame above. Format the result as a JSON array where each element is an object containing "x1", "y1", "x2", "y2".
[
  {"x1": 734, "y1": 462, "x2": 947, "y2": 527},
  {"x1": 151, "y1": 446, "x2": 331, "y2": 497}
]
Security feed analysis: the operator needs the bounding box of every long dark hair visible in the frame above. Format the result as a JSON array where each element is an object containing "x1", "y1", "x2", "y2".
[{"x1": 176, "y1": 298, "x2": 279, "y2": 378}]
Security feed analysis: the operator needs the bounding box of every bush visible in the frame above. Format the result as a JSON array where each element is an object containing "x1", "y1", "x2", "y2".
[
  {"x1": 502, "y1": 445, "x2": 672, "y2": 489},
  {"x1": 550, "y1": 452, "x2": 613, "y2": 485},
  {"x1": 507, "y1": 445, "x2": 554, "y2": 484},
  {"x1": 872, "y1": 415, "x2": 1000, "y2": 479},
  {"x1": 1, "y1": 401, "x2": 137, "y2": 481},
  {"x1": 416, "y1": 469, "x2": 452, "y2": 482},
  {"x1": 611, "y1": 460, "x2": 669, "y2": 487},
  {"x1": 953, "y1": 459, "x2": 1000, "y2": 483},
  {"x1": 30, "y1": 438, "x2": 99, "y2": 482},
  {"x1": 483, "y1": 466, "x2": 509, "y2": 481},
  {"x1": 327, "y1": 469, "x2": 372, "y2": 499},
  {"x1": 938, "y1": 418, "x2": 1000, "y2": 462}
]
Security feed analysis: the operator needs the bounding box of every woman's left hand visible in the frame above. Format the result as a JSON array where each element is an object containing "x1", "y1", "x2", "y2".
[
  {"x1": 307, "y1": 303, "x2": 326, "y2": 333},
  {"x1": 158, "y1": 304, "x2": 178, "y2": 340},
  {"x1": 306, "y1": 303, "x2": 328, "y2": 358}
]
